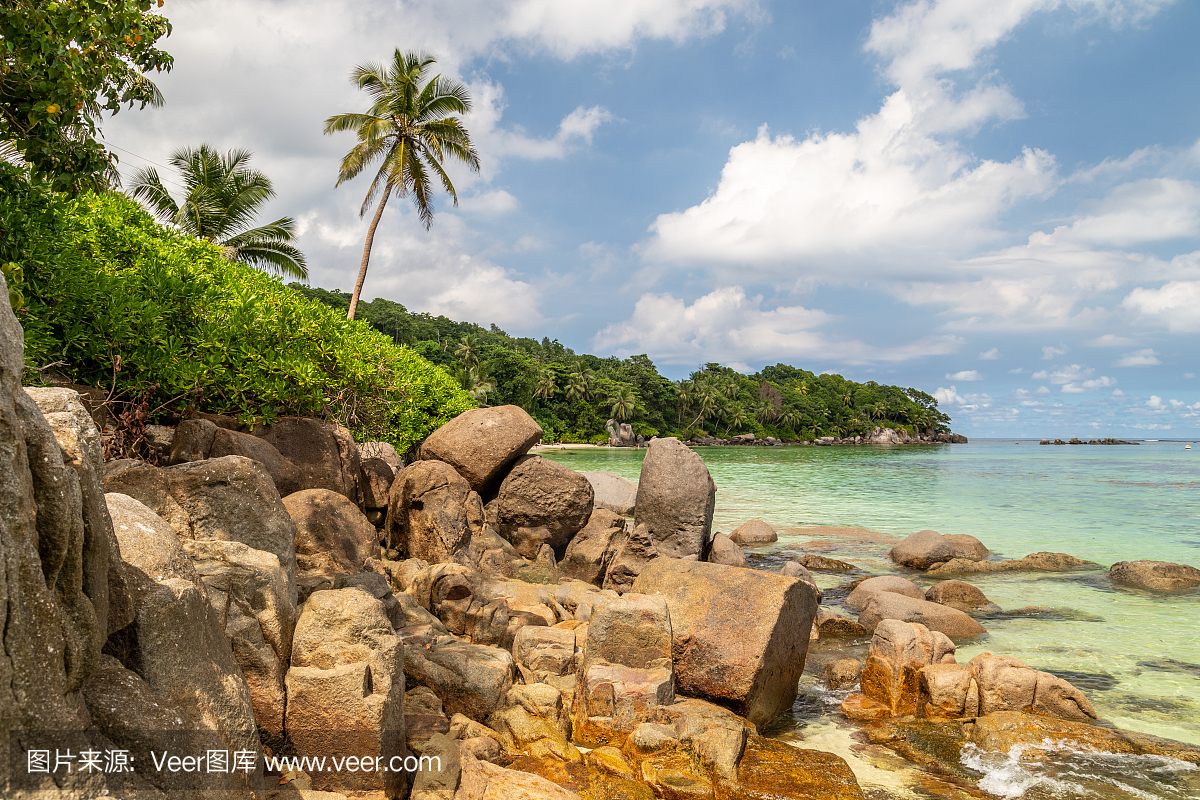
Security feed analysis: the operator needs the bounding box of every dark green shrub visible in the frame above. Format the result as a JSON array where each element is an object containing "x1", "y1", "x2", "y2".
[{"x1": 4, "y1": 174, "x2": 473, "y2": 449}]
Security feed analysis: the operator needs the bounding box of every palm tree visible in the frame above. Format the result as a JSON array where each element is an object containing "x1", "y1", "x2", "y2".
[
  {"x1": 754, "y1": 400, "x2": 777, "y2": 425},
  {"x1": 779, "y1": 408, "x2": 801, "y2": 431},
  {"x1": 129, "y1": 144, "x2": 307, "y2": 279},
  {"x1": 724, "y1": 404, "x2": 748, "y2": 435},
  {"x1": 608, "y1": 385, "x2": 639, "y2": 421},
  {"x1": 566, "y1": 363, "x2": 595, "y2": 403},
  {"x1": 455, "y1": 334, "x2": 480, "y2": 368},
  {"x1": 534, "y1": 368, "x2": 557, "y2": 401},
  {"x1": 324, "y1": 50, "x2": 480, "y2": 319},
  {"x1": 454, "y1": 366, "x2": 494, "y2": 404},
  {"x1": 797, "y1": 381, "x2": 809, "y2": 396}
]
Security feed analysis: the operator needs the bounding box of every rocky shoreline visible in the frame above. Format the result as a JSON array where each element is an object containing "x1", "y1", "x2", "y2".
[
  {"x1": 1040, "y1": 437, "x2": 1140, "y2": 445},
  {"x1": 684, "y1": 427, "x2": 968, "y2": 448},
  {"x1": 3, "y1": 273, "x2": 1197, "y2": 799}
]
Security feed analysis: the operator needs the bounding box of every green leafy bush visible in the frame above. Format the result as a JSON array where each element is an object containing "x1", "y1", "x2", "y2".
[{"x1": 3, "y1": 170, "x2": 472, "y2": 449}]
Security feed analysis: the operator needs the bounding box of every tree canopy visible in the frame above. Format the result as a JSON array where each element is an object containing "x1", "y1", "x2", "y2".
[
  {"x1": 1, "y1": 0, "x2": 173, "y2": 192},
  {"x1": 292, "y1": 285, "x2": 954, "y2": 443}
]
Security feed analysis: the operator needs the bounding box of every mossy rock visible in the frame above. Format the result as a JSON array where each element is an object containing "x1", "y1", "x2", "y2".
[{"x1": 507, "y1": 754, "x2": 654, "y2": 800}]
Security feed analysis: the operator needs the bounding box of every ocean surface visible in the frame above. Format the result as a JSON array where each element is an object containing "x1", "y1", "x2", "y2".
[{"x1": 542, "y1": 440, "x2": 1200, "y2": 798}]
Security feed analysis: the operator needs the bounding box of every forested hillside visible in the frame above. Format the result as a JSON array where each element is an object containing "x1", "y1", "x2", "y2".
[{"x1": 293, "y1": 286, "x2": 952, "y2": 443}]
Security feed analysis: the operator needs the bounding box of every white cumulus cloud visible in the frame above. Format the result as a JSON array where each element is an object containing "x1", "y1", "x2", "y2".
[
  {"x1": 1122, "y1": 281, "x2": 1200, "y2": 332},
  {"x1": 1114, "y1": 349, "x2": 1161, "y2": 367},
  {"x1": 978, "y1": 348, "x2": 1001, "y2": 360},
  {"x1": 946, "y1": 370, "x2": 983, "y2": 380},
  {"x1": 591, "y1": 286, "x2": 961, "y2": 365}
]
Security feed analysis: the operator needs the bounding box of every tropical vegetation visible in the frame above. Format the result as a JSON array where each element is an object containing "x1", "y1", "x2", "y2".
[
  {"x1": 129, "y1": 144, "x2": 308, "y2": 280},
  {"x1": 292, "y1": 286, "x2": 953, "y2": 444},
  {"x1": 324, "y1": 49, "x2": 480, "y2": 319},
  {"x1": 1, "y1": 164, "x2": 472, "y2": 449},
  {"x1": 1, "y1": 0, "x2": 173, "y2": 192}
]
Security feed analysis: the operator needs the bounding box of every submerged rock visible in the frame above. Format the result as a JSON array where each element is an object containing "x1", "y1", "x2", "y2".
[
  {"x1": 924, "y1": 579, "x2": 1000, "y2": 613},
  {"x1": 1109, "y1": 559, "x2": 1200, "y2": 592}
]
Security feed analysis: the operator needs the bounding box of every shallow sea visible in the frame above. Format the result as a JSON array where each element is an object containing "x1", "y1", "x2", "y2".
[{"x1": 542, "y1": 440, "x2": 1200, "y2": 799}]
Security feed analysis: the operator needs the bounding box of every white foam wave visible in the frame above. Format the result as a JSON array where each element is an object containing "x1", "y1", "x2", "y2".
[{"x1": 960, "y1": 740, "x2": 1199, "y2": 800}]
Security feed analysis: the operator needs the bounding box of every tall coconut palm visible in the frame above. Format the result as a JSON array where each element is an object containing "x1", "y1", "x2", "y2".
[
  {"x1": 324, "y1": 49, "x2": 480, "y2": 319},
  {"x1": 455, "y1": 334, "x2": 480, "y2": 368},
  {"x1": 534, "y1": 368, "x2": 558, "y2": 401},
  {"x1": 129, "y1": 144, "x2": 307, "y2": 279},
  {"x1": 607, "y1": 385, "x2": 639, "y2": 422},
  {"x1": 566, "y1": 363, "x2": 595, "y2": 403}
]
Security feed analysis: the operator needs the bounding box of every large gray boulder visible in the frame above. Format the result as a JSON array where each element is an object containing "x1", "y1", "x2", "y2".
[
  {"x1": 559, "y1": 508, "x2": 628, "y2": 586},
  {"x1": 889, "y1": 529, "x2": 955, "y2": 570},
  {"x1": 403, "y1": 634, "x2": 515, "y2": 722},
  {"x1": 360, "y1": 456, "x2": 396, "y2": 511},
  {"x1": 184, "y1": 538, "x2": 296, "y2": 734},
  {"x1": 283, "y1": 487, "x2": 381, "y2": 577},
  {"x1": 1109, "y1": 560, "x2": 1200, "y2": 592},
  {"x1": 584, "y1": 470, "x2": 638, "y2": 516},
  {"x1": 287, "y1": 588, "x2": 407, "y2": 796},
  {"x1": 104, "y1": 454, "x2": 298, "y2": 604},
  {"x1": 386, "y1": 459, "x2": 484, "y2": 564},
  {"x1": 209, "y1": 426, "x2": 302, "y2": 497},
  {"x1": 631, "y1": 559, "x2": 818, "y2": 727},
  {"x1": 494, "y1": 455, "x2": 593, "y2": 555},
  {"x1": 106, "y1": 493, "x2": 263, "y2": 788},
  {"x1": 251, "y1": 416, "x2": 362, "y2": 504},
  {"x1": 26, "y1": 387, "x2": 133, "y2": 640},
  {"x1": 634, "y1": 437, "x2": 716, "y2": 559},
  {"x1": 858, "y1": 593, "x2": 987, "y2": 640},
  {"x1": 418, "y1": 405, "x2": 543, "y2": 492}
]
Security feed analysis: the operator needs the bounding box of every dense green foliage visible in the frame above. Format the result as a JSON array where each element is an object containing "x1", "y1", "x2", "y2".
[
  {"x1": 1, "y1": 0, "x2": 172, "y2": 191},
  {"x1": 293, "y1": 286, "x2": 953, "y2": 443},
  {"x1": 129, "y1": 144, "x2": 308, "y2": 280},
  {"x1": 1, "y1": 164, "x2": 473, "y2": 448}
]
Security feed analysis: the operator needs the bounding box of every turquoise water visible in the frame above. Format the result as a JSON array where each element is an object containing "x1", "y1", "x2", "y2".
[{"x1": 542, "y1": 441, "x2": 1200, "y2": 752}]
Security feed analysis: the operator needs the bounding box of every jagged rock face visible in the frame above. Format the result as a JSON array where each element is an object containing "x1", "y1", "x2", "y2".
[
  {"x1": 283, "y1": 487, "x2": 381, "y2": 577},
  {"x1": 184, "y1": 538, "x2": 295, "y2": 735},
  {"x1": 418, "y1": 405, "x2": 543, "y2": 493},
  {"x1": 495, "y1": 455, "x2": 594, "y2": 554},
  {"x1": 602, "y1": 522, "x2": 658, "y2": 594},
  {"x1": 103, "y1": 454, "x2": 299, "y2": 604},
  {"x1": 287, "y1": 588, "x2": 407, "y2": 796},
  {"x1": 634, "y1": 437, "x2": 716, "y2": 560},
  {"x1": 386, "y1": 459, "x2": 483, "y2": 564},
  {"x1": 0, "y1": 289, "x2": 107, "y2": 782},
  {"x1": 631, "y1": 559, "x2": 818, "y2": 728},
  {"x1": 26, "y1": 387, "x2": 133, "y2": 640},
  {"x1": 104, "y1": 491, "x2": 263, "y2": 789},
  {"x1": 560, "y1": 508, "x2": 628, "y2": 586}
]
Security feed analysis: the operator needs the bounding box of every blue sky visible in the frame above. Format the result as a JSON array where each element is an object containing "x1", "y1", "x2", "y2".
[{"x1": 105, "y1": 0, "x2": 1200, "y2": 437}]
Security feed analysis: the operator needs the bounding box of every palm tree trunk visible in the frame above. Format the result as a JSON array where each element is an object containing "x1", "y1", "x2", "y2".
[{"x1": 347, "y1": 190, "x2": 391, "y2": 320}]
